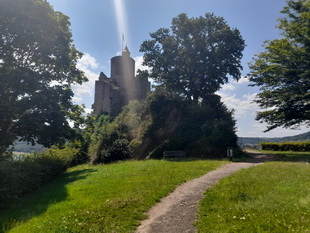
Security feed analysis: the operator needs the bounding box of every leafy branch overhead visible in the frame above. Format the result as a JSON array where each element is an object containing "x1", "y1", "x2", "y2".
[
  {"x1": 248, "y1": 0, "x2": 310, "y2": 131},
  {"x1": 0, "y1": 0, "x2": 87, "y2": 154},
  {"x1": 139, "y1": 13, "x2": 245, "y2": 104}
]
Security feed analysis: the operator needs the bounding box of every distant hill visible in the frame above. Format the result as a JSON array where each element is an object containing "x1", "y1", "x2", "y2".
[{"x1": 238, "y1": 131, "x2": 310, "y2": 147}]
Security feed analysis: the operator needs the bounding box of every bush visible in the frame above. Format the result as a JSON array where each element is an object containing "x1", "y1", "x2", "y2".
[
  {"x1": 100, "y1": 138, "x2": 131, "y2": 163},
  {"x1": 89, "y1": 103, "x2": 146, "y2": 164},
  {"x1": 89, "y1": 122, "x2": 132, "y2": 164},
  {"x1": 261, "y1": 141, "x2": 310, "y2": 151},
  {"x1": 87, "y1": 92, "x2": 238, "y2": 161},
  {"x1": 0, "y1": 147, "x2": 78, "y2": 209},
  {"x1": 144, "y1": 94, "x2": 238, "y2": 159}
]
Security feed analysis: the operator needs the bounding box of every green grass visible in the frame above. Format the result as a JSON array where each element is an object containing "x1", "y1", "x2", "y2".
[
  {"x1": 0, "y1": 159, "x2": 226, "y2": 233},
  {"x1": 196, "y1": 162, "x2": 310, "y2": 232},
  {"x1": 261, "y1": 150, "x2": 310, "y2": 162}
]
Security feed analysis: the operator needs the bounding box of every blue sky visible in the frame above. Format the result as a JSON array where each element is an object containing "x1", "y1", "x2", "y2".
[{"x1": 48, "y1": 0, "x2": 308, "y2": 137}]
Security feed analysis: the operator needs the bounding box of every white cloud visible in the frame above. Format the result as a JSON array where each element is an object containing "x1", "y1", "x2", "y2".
[
  {"x1": 134, "y1": 55, "x2": 150, "y2": 75},
  {"x1": 72, "y1": 53, "x2": 100, "y2": 104},
  {"x1": 72, "y1": 96, "x2": 83, "y2": 103},
  {"x1": 221, "y1": 76, "x2": 249, "y2": 92},
  {"x1": 236, "y1": 76, "x2": 250, "y2": 84},
  {"x1": 85, "y1": 108, "x2": 92, "y2": 114},
  {"x1": 218, "y1": 92, "x2": 258, "y2": 118},
  {"x1": 134, "y1": 55, "x2": 157, "y2": 88},
  {"x1": 221, "y1": 83, "x2": 236, "y2": 91},
  {"x1": 76, "y1": 53, "x2": 98, "y2": 70}
]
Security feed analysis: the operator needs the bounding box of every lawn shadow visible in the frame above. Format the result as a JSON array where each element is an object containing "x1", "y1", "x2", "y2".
[
  {"x1": 269, "y1": 152, "x2": 310, "y2": 162},
  {"x1": 163, "y1": 156, "x2": 228, "y2": 162},
  {"x1": 244, "y1": 150, "x2": 310, "y2": 163},
  {"x1": 0, "y1": 168, "x2": 97, "y2": 232}
]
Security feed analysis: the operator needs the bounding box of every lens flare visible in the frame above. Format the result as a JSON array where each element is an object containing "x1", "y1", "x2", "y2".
[{"x1": 113, "y1": 0, "x2": 129, "y2": 50}]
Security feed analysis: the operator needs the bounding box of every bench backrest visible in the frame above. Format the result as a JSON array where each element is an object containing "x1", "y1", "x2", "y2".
[{"x1": 163, "y1": 151, "x2": 185, "y2": 156}]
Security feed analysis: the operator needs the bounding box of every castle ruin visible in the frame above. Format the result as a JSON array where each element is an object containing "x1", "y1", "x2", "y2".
[{"x1": 93, "y1": 46, "x2": 150, "y2": 117}]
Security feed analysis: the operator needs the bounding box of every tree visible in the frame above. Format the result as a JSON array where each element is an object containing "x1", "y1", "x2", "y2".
[
  {"x1": 248, "y1": 0, "x2": 310, "y2": 131},
  {"x1": 139, "y1": 13, "x2": 245, "y2": 104},
  {"x1": 0, "y1": 0, "x2": 87, "y2": 154}
]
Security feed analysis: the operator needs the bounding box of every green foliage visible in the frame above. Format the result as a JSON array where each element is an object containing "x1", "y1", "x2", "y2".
[
  {"x1": 146, "y1": 91, "x2": 183, "y2": 137},
  {"x1": 0, "y1": 147, "x2": 79, "y2": 210},
  {"x1": 261, "y1": 141, "x2": 310, "y2": 151},
  {"x1": 87, "y1": 12, "x2": 245, "y2": 162},
  {"x1": 248, "y1": 0, "x2": 310, "y2": 131},
  {"x1": 137, "y1": 92, "x2": 238, "y2": 159},
  {"x1": 87, "y1": 114, "x2": 111, "y2": 161},
  {"x1": 140, "y1": 13, "x2": 245, "y2": 104},
  {"x1": 196, "y1": 162, "x2": 310, "y2": 232},
  {"x1": 0, "y1": 0, "x2": 87, "y2": 154},
  {"x1": 88, "y1": 92, "x2": 238, "y2": 161},
  {"x1": 135, "y1": 12, "x2": 244, "y2": 158},
  {"x1": 0, "y1": 160, "x2": 226, "y2": 232},
  {"x1": 88, "y1": 114, "x2": 132, "y2": 164}
]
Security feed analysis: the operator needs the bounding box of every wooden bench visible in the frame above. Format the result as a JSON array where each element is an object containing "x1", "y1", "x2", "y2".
[{"x1": 163, "y1": 150, "x2": 185, "y2": 158}]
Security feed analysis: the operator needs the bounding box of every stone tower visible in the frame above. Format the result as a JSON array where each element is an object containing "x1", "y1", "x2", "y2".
[{"x1": 93, "y1": 47, "x2": 150, "y2": 117}]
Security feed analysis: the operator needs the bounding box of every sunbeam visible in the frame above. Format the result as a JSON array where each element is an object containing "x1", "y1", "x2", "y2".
[{"x1": 113, "y1": 0, "x2": 129, "y2": 51}]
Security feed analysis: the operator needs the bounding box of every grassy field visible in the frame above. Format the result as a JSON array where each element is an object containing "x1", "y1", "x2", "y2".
[
  {"x1": 196, "y1": 155, "x2": 310, "y2": 232},
  {"x1": 261, "y1": 150, "x2": 310, "y2": 162},
  {"x1": 0, "y1": 159, "x2": 226, "y2": 233}
]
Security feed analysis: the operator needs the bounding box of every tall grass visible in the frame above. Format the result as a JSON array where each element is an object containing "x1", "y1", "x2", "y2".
[
  {"x1": 196, "y1": 162, "x2": 310, "y2": 232},
  {"x1": 0, "y1": 159, "x2": 226, "y2": 233}
]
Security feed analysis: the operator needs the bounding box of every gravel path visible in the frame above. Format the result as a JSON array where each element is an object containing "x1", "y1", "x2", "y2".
[{"x1": 135, "y1": 162, "x2": 261, "y2": 233}]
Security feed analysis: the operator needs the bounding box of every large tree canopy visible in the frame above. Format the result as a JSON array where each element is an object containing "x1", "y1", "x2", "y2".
[
  {"x1": 0, "y1": 0, "x2": 87, "y2": 154},
  {"x1": 139, "y1": 13, "x2": 245, "y2": 104},
  {"x1": 249, "y1": 0, "x2": 310, "y2": 131}
]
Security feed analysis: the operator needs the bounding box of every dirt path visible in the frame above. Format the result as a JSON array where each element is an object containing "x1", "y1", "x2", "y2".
[{"x1": 135, "y1": 162, "x2": 261, "y2": 233}]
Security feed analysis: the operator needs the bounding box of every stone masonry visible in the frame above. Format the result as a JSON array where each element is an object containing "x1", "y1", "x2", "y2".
[{"x1": 93, "y1": 46, "x2": 150, "y2": 117}]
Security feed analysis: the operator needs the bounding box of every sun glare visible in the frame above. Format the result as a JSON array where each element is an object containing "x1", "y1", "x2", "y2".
[{"x1": 113, "y1": 0, "x2": 129, "y2": 51}]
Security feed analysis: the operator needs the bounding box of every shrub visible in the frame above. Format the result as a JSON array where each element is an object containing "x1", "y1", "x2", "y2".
[
  {"x1": 89, "y1": 102, "x2": 147, "y2": 164},
  {"x1": 89, "y1": 119, "x2": 132, "y2": 164},
  {"x1": 0, "y1": 147, "x2": 78, "y2": 209},
  {"x1": 100, "y1": 138, "x2": 131, "y2": 163},
  {"x1": 261, "y1": 141, "x2": 310, "y2": 151}
]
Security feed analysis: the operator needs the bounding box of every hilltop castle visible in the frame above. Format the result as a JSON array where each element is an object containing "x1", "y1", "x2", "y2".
[{"x1": 93, "y1": 46, "x2": 150, "y2": 117}]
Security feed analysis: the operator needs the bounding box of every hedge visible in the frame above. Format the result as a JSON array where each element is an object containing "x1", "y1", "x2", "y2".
[
  {"x1": 261, "y1": 141, "x2": 310, "y2": 152},
  {"x1": 0, "y1": 147, "x2": 79, "y2": 210}
]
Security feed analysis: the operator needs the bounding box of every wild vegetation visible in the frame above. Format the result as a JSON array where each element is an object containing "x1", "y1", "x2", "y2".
[
  {"x1": 89, "y1": 91, "x2": 239, "y2": 163},
  {"x1": 0, "y1": 159, "x2": 226, "y2": 232}
]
